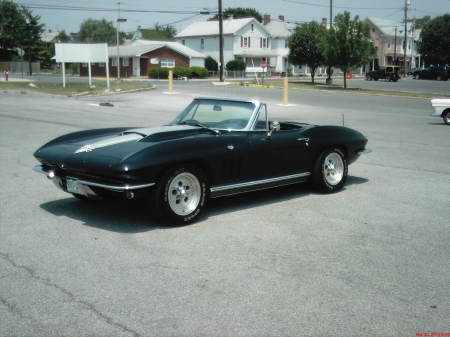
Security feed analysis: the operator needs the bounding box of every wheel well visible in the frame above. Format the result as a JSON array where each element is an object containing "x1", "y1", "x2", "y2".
[{"x1": 442, "y1": 108, "x2": 450, "y2": 116}]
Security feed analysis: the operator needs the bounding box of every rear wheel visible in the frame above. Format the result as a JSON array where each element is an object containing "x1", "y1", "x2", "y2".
[
  {"x1": 150, "y1": 164, "x2": 208, "y2": 225},
  {"x1": 366, "y1": 74, "x2": 373, "y2": 81},
  {"x1": 311, "y1": 147, "x2": 348, "y2": 193},
  {"x1": 437, "y1": 75, "x2": 442, "y2": 81},
  {"x1": 443, "y1": 110, "x2": 450, "y2": 125},
  {"x1": 385, "y1": 75, "x2": 391, "y2": 82},
  {"x1": 416, "y1": 74, "x2": 420, "y2": 79}
]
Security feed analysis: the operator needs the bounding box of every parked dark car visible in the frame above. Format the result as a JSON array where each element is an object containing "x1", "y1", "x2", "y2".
[
  {"x1": 413, "y1": 66, "x2": 449, "y2": 81},
  {"x1": 33, "y1": 97, "x2": 371, "y2": 225},
  {"x1": 365, "y1": 66, "x2": 401, "y2": 82}
]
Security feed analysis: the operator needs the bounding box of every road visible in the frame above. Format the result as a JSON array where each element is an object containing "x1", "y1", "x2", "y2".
[
  {"x1": 0, "y1": 84, "x2": 449, "y2": 336},
  {"x1": 5, "y1": 72, "x2": 450, "y2": 96}
]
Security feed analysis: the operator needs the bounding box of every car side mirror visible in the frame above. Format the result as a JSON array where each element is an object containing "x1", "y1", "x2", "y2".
[{"x1": 267, "y1": 121, "x2": 280, "y2": 139}]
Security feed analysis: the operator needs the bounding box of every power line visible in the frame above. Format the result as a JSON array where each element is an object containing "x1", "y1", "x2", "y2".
[{"x1": 281, "y1": 0, "x2": 400, "y2": 10}]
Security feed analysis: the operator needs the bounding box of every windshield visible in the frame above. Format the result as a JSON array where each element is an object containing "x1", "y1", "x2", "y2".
[{"x1": 171, "y1": 99, "x2": 257, "y2": 130}]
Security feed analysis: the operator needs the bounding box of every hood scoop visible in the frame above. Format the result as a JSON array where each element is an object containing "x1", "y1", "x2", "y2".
[{"x1": 75, "y1": 133, "x2": 144, "y2": 153}]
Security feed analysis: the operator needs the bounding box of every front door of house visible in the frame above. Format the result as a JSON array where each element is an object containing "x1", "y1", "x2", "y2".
[{"x1": 133, "y1": 58, "x2": 140, "y2": 76}]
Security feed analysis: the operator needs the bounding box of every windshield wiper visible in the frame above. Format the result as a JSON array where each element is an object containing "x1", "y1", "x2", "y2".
[{"x1": 177, "y1": 122, "x2": 220, "y2": 135}]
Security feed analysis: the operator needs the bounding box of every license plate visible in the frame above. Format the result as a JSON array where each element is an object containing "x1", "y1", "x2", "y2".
[{"x1": 66, "y1": 177, "x2": 82, "y2": 195}]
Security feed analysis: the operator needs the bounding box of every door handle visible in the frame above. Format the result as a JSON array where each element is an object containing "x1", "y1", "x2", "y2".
[{"x1": 297, "y1": 138, "x2": 309, "y2": 146}]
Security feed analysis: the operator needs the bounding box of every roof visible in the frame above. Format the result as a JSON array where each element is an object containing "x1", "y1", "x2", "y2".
[
  {"x1": 264, "y1": 19, "x2": 299, "y2": 38},
  {"x1": 108, "y1": 40, "x2": 206, "y2": 58},
  {"x1": 40, "y1": 31, "x2": 60, "y2": 43},
  {"x1": 175, "y1": 18, "x2": 271, "y2": 38},
  {"x1": 366, "y1": 17, "x2": 417, "y2": 38}
]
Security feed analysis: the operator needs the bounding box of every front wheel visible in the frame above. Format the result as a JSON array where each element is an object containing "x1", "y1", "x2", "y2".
[
  {"x1": 311, "y1": 147, "x2": 348, "y2": 193},
  {"x1": 150, "y1": 164, "x2": 208, "y2": 225},
  {"x1": 366, "y1": 74, "x2": 373, "y2": 81},
  {"x1": 436, "y1": 75, "x2": 442, "y2": 81},
  {"x1": 385, "y1": 75, "x2": 391, "y2": 82},
  {"x1": 443, "y1": 110, "x2": 450, "y2": 125}
]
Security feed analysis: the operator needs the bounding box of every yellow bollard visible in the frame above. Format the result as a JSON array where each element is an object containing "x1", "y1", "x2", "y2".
[
  {"x1": 169, "y1": 70, "x2": 173, "y2": 93},
  {"x1": 283, "y1": 76, "x2": 288, "y2": 105}
]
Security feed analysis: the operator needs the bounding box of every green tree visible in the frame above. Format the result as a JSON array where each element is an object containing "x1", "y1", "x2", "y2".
[
  {"x1": 56, "y1": 30, "x2": 72, "y2": 43},
  {"x1": 78, "y1": 18, "x2": 116, "y2": 45},
  {"x1": 321, "y1": 11, "x2": 375, "y2": 88},
  {"x1": 407, "y1": 16, "x2": 431, "y2": 30},
  {"x1": 417, "y1": 14, "x2": 450, "y2": 66},
  {"x1": 210, "y1": 7, "x2": 263, "y2": 22},
  {"x1": 21, "y1": 7, "x2": 45, "y2": 75},
  {"x1": 205, "y1": 56, "x2": 218, "y2": 71},
  {"x1": 142, "y1": 23, "x2": 177, "y2": 41},
  {"x1": 287, "y1": 21, "x2": 327, "y2": 83},
  {"x1": 0, "y1": 0, "x2": 26, "y2": 60}
]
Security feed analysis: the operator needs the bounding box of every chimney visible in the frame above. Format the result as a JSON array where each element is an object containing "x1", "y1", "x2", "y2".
[
  {"x1": 278, "y1": 15, "x2": 284, "y2": 21},
  {"x1": 322, "y1": 18, "x2": 327, "y2": 26},
  {"x1": 264, "y1": 14, "x2": 270, "y2": 25}
]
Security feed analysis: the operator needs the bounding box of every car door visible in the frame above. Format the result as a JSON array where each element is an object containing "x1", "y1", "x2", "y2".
[{"x1": 247, "y1": 104, "x2": 311, "y2": 181}]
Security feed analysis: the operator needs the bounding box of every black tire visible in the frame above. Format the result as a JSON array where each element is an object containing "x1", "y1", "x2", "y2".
[
  {"x1": 366, "y1": 74, "x2": 373, "y2": 81},
  {"x1": 416, "y1": 74, "x2": 420, "y2": 79},
  {"x1": 436, "y1": 75, "x2": 442, "y2": 81},
  {"x1": 150, "y1": 164, "x2": 209, "y2": 225},
  {"x1": 311, "y1": 147, "x2": 348, "y2": 193},
  {"x1": 443, "y1": 110, "x2": 450, "y2": 125},
  {"x1": 385, "y1": 75, "x2": 391, "y2": 82}
]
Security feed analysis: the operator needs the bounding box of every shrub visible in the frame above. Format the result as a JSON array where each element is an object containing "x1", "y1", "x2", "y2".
[
  {"x1": 190, "y1": 67, "x2": 208, "y2": 78},
  {"x1": 148, "y1": 67, "x2": 169, "y2": 79},
  {"x1": 225, "y1": 60, "x2": 246, "y2": 71},
  {"x1": 173, "y1": 67, "x2": 192, "y2": 79},
  {"x1": 69, "y1": 63, "x2": 79, "y2": 75},
  {"x1": 205, "y1": 56, "x2": 218, "y2": 71}
]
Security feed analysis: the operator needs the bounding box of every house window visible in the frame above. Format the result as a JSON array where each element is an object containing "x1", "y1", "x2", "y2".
[
  {"x1": 261, "y1": 38, "x2": 269, "y2": 49},
  {"x1": 160, "y1": 58, "x2": 175, "y2": 68},
  {"x1": 201, "y1": 38, "x2": 204, "y2": 49},
  {"x1": 82, "y1": 63, "x2": 87, "y2": 67},
  {"x1": 251, "y1": 24, "x2": 254, "y2": 32},
  {"x1": 112, "y1": 58, "x2": 118, "y2": 66},
  {"x1": 243, "y1": 37, "x2": 249, "y2": 48},
  {"x1": 182, "y1": 39, "x2": 185, "y2": 46},
  {"x1": 123, "y1": 58, "x2": 129, "y2": 66},
  {"x1": 387, "y1": 39, "x2": 391, "y2": 49},
  {"x1": 99, "y1": 62, "x2": 105, "y2": 67}
]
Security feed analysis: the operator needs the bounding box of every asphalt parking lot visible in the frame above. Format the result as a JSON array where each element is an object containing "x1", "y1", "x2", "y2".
[{"x1": 0, "y1": 85, "x2": 449, "y2": 336}]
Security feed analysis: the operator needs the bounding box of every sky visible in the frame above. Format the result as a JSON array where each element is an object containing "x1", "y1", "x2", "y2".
[{"x1": 14, "y1": 0, "x2": 450, "y2": 35}]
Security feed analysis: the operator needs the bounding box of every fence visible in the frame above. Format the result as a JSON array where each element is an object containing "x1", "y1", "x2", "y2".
[{"x1": 0, "y1": 62, "x2": 41, "y2": 74}]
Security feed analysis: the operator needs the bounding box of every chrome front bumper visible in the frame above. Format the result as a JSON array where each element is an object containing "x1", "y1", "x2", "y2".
[{"x1": 33, "y1": 165, "x2": 155, "y2": 198}]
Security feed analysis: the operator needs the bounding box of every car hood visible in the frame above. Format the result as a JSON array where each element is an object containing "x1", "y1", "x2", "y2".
[{"x1": 34, "y1": 125, "x2": 204, "y2": 170}]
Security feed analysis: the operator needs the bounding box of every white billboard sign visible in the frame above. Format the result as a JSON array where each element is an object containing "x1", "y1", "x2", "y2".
[{"x1": 54, "y1": 44, "x2": 109, "y2": 87}]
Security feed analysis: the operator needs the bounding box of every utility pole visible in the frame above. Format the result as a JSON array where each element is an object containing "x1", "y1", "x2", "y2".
[
  {"x1": 403, "y1": 0, "x2": 409, "y2": 77},
  {"x1": 219, "y1": 0, "x2": 224, "y2": 82}
]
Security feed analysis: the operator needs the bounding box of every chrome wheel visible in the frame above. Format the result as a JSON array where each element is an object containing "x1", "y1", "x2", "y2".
[
  {"x1": 443, "y1": 111, "x2": 450, "y2": 125},
  {"x1": 167, "y1": 172, "x2": 202, "y2": 216},
  {"x1": 323, "y1": 153, "x2": 345, "y2": 185}
]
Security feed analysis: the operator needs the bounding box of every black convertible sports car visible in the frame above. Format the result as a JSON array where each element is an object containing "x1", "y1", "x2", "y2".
[{"x1": 33, "y1": 97, "x2": 371, "y2": 224}]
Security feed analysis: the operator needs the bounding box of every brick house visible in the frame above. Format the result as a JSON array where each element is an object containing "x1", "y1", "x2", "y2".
[{"x1": 79, "y1": 40, "x2": 205, "y2": 78}]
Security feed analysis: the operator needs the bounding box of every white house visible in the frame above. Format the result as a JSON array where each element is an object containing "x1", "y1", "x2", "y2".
[
  {"x1": 175, "y1": 14, "x2": 334, "y2": 76},
  {"x1": 175, "y1": 16, "x2": 277, "y2": 73}
]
